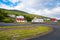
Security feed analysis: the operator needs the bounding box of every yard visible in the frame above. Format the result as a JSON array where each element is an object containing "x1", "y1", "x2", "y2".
[{"x1": 0, "y1": 26, "x2": 51, "y2": 40}]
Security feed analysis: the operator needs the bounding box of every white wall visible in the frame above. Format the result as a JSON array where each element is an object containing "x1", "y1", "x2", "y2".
[{"x1": 32, "y1": 19, "x2": 44, "y2": 22}]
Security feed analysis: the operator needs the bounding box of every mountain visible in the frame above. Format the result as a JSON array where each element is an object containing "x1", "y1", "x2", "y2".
[{"x1": 0, "y1": 8, "x2": 48, "y2": 23}]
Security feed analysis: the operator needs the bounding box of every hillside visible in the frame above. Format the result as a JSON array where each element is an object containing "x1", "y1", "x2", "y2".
[{"x1": 0, "y1": 8, "x2": 48, "y2": 23}]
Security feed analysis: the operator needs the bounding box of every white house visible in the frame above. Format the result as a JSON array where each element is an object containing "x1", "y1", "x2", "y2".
[
  {"x1": 16, "y1": 16, "x2": 27, "y2": 22},
  {"x1": 8, "y1": 14, "x2": 15, "y2": 18},
  {"x1": 32, "y1": 17, "x2": 44, "y2": 23}
]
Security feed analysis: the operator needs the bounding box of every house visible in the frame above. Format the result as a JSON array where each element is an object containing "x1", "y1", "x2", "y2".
[
  {"x1": 16, "y1": 16, "x2": 27, "y2": 22},
  {"x1": 50, "y1": 18, "x2": 58, "y2": 22},
  {"x1": 8, "y1": 14, "x2": 15, "y2": 18},
  {"x1": 43, "y1": 17, "x2": 50, "y2": 20},
  {"x1": 32, "y1": 17, "x2": 44, "y2": 23}
]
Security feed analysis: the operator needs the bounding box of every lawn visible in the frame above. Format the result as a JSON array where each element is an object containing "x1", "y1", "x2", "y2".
[{"x1": 0, "y1": 26, "x2": 51, "y2": 40}]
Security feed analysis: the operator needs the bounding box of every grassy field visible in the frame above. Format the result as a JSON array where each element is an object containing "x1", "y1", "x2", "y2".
[{"x1": 0, "y1": 26, "x2": 51, "y2": 40}]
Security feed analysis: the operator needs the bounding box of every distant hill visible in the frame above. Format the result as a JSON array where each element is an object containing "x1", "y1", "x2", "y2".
[{"x1": 0, "y1": 8, "x2": 48, "y2": 23}]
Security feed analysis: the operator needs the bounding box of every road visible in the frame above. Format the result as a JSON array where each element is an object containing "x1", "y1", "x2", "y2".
[
  {"x1": 28, "y1": 23, "x2": 60, "y2": 40},
  {"x1": 0, "y1": 23, "x2": 60, "y2": 40}
]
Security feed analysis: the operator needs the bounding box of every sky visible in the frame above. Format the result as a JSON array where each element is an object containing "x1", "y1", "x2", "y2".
[{"x1": 0, "y1": 0, "x2": 60, "y2": 19}]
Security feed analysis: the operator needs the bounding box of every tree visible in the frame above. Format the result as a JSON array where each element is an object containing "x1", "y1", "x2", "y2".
[
  {"x1": 0, "y1": 9, "x2": 8, "y2": 22},
  {"x1": 23, "y1": 14, "x2": 34, "y2": 22}
]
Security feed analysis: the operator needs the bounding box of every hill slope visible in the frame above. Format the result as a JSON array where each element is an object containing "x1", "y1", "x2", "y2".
[{"x1": 0, "y1": 8, "x2": 48, "y2": 23}]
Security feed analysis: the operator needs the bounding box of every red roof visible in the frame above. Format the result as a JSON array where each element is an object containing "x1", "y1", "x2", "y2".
[
  {"x1": 16, "y1": 18, "x2": 24, "y2": 21},
  {"x1": 50, "y1": 18, "x2": 57, "y2": 21}
]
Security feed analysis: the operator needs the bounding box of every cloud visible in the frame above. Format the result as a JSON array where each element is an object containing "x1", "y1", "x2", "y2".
[
  {"x1": 0, "y1": 4, "x2": 14, "y2": 9},
  {"x1": 33, "y1": 7, "x2": 60, "y2": 19},
  {"x1": 52, "y1": 7, "x2": 60, "y2": 12}
]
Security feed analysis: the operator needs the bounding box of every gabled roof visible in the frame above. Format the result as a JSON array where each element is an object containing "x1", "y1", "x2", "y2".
[{"x1": 16, "y1": 16, "x2": 24, "y2": 18}]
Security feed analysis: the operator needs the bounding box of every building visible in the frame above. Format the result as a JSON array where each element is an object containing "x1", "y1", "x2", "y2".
[
  {"x1": 32, "y1": 17, "x2": 44, "y2": 23},
  {"x1": 16, "y1": 16, "x2": 27, "y2": 22},
  {"x1": 8, "y1": 14, "x2": 15, "y2": 18},
  {"x1": 50, "y1": 18, "x2": 57, "y2": 22}
]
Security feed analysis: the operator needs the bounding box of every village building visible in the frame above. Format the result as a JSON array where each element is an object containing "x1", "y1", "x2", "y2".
[
  {"x1": 43, "y1": 17, "x2": 50, "y2": 20},
  {"x1": 32, "y1": 17, "x2": 44, "y2": 23},
  {"x1": 50, "y1": 18, "x2": 58, "y2": 22},
  {"x1": 8, "y1": 14, "x2": 15, "y2": 18},
  {"x1": 16, "y1": 16, "x2": 27, "y2": 22}
]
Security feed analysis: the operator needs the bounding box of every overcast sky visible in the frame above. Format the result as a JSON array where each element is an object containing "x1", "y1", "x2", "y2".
[{"x1": 0, "y1": 0, "x2": 60, "y2": 19}]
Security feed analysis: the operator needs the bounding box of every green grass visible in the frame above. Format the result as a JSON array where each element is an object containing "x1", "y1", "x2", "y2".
[{"x1": 0, "y1": 26, "x2": 51, "y2": 40}]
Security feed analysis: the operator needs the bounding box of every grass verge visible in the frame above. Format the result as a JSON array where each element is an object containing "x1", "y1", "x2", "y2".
[{"x1": 0, "y1": 26, "x2": 51, "y2": 40}]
